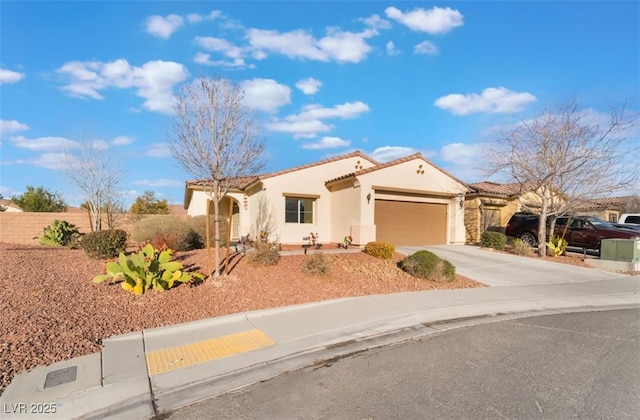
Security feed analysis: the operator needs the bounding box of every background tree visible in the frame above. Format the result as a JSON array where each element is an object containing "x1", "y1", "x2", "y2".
[
  {"x1": 11, "y1": 186, "x2": 67, "y2": 212},
  {"x1": 63, "y1": 142, "x2": 123, "y2": 231},
  {"x1": 130, "y1": 191, "x2": 170, "y2": 214},
  {"x1": 487, "y1": 101, "x2": 639, "y2": 256},
  {"x1": 168, "y1": 77, "x2": 265, "y2": 278}
]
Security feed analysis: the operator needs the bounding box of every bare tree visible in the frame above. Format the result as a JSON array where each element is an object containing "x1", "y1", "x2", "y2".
[
  {"x1": 64, "y1": 142, "x2": 123, "y2": 231},
  {"x1": 169, "y1": 77, "x2": 265, "y2": 278},
  {"x1": 487, "y1": 101, "x2": 639, "y2": 256}
]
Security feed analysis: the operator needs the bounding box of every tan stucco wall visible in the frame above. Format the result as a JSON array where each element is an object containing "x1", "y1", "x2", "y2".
[
  {"x1": 356, "y1": 158, "x2": 467, "y2": 245},
  {"x1": 261, "y1": 156, "x2": 375, "y2": 244},
  {"x1": 328, "y1": 179, "x2": 362, "y2": 244},
  {"x1": 464, "y1": 196, "x2": 521, "y2": 243},
  {"x1": 0, "y1": 212, "x2": 159, "y2": 245},
  {"x1": 185, "y1": 156, "x2": 467, "y2": 245}
]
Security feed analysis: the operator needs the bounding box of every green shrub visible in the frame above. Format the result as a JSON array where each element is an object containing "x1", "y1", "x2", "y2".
[
  {"x1": 93, "y1": 243, "x2": 204, "y2": 295},
  {"x1": 37, "y1": 220, "x2": 80, "y2": 247},
  {"x1": 188, "y1": 215, "x2": 229, "y2": 248},
  {"x1": 302, "y1": 252, "x2": 331, "y2": 276},
  {"x1": 82, "y1": 229, "x2": 128, "y2": 259},
  {"x1": 247, "y1": 241, "x2": 281, "y2": 266},
  {"x1": 131, "y1": 215, "x2": 199, "y2": 251},
  {"x1": 399, "y1": 250, "x2": 456, "y2": 282},
  {"x1": 547, "y1": 235, "x2": 568, "y2": 257},
  {"x1": 364, "y1": 241, "x2": 395, "y2": 259},
  {"x1": 480, "y1": 231, "x2": 507, "y2": 250},
  {"x1": 511, "y1": 238, "x2": 533, "y2": 256}
]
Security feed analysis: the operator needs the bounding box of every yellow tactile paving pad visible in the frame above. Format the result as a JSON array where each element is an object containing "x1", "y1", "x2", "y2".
[{"x1": 145, "y1": 329, "x2": 275, "y2": 376}]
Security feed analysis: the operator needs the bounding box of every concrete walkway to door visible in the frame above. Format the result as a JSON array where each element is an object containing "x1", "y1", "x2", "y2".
[{"x1": 396, "y1": 245, "x2": 626, "y2": 287}]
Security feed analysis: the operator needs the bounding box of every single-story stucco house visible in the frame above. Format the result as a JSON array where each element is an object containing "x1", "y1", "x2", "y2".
[
  {"x1": 464, "y1": 181, "x2": 631, "y2": 243},
  {"x1": 183, "y1": 151, "x2": 468, "y2": 246}
]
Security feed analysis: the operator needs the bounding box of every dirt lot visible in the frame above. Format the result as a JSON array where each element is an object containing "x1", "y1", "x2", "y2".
[{"x1": 0, "y1": 243, "x2": 484, "y2": 395}]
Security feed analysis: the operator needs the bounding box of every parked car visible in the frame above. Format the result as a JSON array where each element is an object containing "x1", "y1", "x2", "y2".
[
  {"x1": 612, "y1": 223, "x2": 640, "y2": 232},
  {"x1": 618, "y1": 213, "x2": 640, "y2": 226},
  {"x1": 505, "y1": 213, "x2": 640, "y2": 251}
]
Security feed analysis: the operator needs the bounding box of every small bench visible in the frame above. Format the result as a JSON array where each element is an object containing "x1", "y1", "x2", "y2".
[{"x1": 302, "y1": 236, "x2": 322, "y2": 254}]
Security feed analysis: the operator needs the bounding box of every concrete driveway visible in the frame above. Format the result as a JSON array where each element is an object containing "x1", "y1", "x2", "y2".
[{"x1": 396, "y1": 245, "x2": 626, "y2": 287}]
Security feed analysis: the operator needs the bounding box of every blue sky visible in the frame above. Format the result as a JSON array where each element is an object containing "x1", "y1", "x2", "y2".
[{"x1": 1, "y1": 1, "x2": 638, "y2": 207}]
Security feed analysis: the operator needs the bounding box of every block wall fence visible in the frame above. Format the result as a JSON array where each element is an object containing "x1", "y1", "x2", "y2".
[{"x1": 0, "y1": 212, "x2": 182, "y2": 245}]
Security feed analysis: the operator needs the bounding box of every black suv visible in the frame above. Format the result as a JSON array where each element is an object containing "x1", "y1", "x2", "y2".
[{"x1": 505, "y1": 213, "x2": 639, "y2": 250}]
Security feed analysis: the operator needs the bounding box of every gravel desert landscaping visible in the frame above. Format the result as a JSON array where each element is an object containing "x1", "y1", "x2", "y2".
[{"x1": 0, "y1": 243, "x2": 484, "y2": 395}]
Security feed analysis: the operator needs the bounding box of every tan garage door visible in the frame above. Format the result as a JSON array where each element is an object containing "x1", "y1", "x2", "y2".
[{"x1": 374, "y1": 199, "x2": 447, "y2": 245}]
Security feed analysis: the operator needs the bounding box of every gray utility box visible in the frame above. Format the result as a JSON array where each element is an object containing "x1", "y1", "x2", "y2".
[{"x1": 600, "y1": 238, "x2": 640, "y2": 262}]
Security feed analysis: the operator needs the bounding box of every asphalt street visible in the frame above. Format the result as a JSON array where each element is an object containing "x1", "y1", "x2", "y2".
[{"x1": 162, "y1": 308, "x2": 640, "y2": 420}]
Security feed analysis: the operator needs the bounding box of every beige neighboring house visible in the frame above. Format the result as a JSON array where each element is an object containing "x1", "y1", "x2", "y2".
[
  {"x1": 573, "y1": 196, "x2": 633, "y2": 223},
  {"x1": 464, "y1": 181, "x2": 632, "y2": 243},
  {"x1": 0, "y1": 199, "x2": 23, "y2": 212},
  {"x1": 464, "y1": 182, "x2": 526, "y2": 243},
  {"x1": 183, "y1": 151, "x2": 468, "y2": 246}
]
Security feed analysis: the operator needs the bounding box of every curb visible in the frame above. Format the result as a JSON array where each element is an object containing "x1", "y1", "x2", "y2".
[{"x1": 148, "y1": 302, "x2": 640, "y2": 418}]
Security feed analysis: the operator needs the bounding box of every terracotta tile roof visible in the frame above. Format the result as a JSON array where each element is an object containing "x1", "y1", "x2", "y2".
[
  {"x1": 588, "y1": 195, "x2": 634, "y2": 208},
  {"x1": 187, "y1": 176, "x2": 260, "y2": 190},
  {"x1": 468, "y1": 181, "x2": 527, "y2": 197},
  {"x1": 186, "y1": 151, "x2": 379, "y2": 190},
  {"x1": 0, "y1": 199, "x2": 19, "y2": 209},
  {"x1": 325, "y1": 153, "x2": 469, "y2": 188},
  {"x1": 262, "y1": 150, "x2": 379, "y2": 180}
]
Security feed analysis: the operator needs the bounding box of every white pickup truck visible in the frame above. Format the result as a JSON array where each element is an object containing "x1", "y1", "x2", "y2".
[{"x1": 618, "y1": 214, "x2": 640, "y2": 225}]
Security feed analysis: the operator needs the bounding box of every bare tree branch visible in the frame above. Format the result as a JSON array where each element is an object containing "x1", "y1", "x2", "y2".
[
  {"x1": 486, "y1": 100, "x2": 639, "y2": 256},
  {"x1": 63, "y1": 142, "x2": 123, "y2": 231},
  {"x1": 168, "y1": 76, "x2": 265, "y2": 278}
]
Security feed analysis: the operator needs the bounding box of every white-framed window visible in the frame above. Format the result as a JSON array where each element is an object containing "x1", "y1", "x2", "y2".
[{"x1": 285, "y1": 196, "x2": 314, "y2": 224}]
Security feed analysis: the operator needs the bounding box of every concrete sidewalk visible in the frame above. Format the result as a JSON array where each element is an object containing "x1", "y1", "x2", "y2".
[{"x1": 1, "y1": 249, "x2": 639, "y2": 419}]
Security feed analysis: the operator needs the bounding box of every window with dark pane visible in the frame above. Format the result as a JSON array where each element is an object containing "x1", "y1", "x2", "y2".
[{"x1": 285, "y1": 197, "x2": 314, "y2": 223}]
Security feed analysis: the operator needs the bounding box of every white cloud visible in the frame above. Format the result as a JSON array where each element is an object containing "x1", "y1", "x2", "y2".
[
  {"x1": 267, "y1": 101, "x2": 370, "y2": 138},
  {"x1": 196, "y1": 36, "x2": 244, "y2": 58},
  {"x1": 134, "y1": 178, "x2": 183, "y2": 187},
  {"x1": 14, "y1": 152, "x2": 77, "y2": 170},
  {"x1": 370, "y1": 146, "x2": 418, "y2": 162},
  {"x1": 296, "y1": 78, "x2": 322, "y2": 95},
  {"x1": 57, "y1": 59, "x2": 189, "y2": 114},
  {"x1": 90, "y1": 139, "x2": 109, "y2": 151},
  {"x1": 360, "y1": 14, "x2": 392, "y2": 30},
  {"x1": 439, "y1": 142, "x2": 485, "y2": 166},
  {"x1": 434, "y1": 87, "x2": 537, "y2": 115},
  {"x1": 0, "y1": 186, "x2": 19, "y2": 196},
  {"x1": 112, "y1": 135, "x2": 134, "y2": 146},
  {"x1": 146, "y1": 142, "x2": 172, "y2": 158},
  {"x1": 386, "y1": 41, "x2": 399, "y2": 56},
  {"x1": 0, "y1": 119, "x2": 29, "y2": 135},
  {"x1": 414, "y1": 40, "x2": 438, "y2": 55},
  {"x1": 246, "y1": 27, "x2": 378, "y2": 64},
  {"x1": 240, "y1": 78, "x2": 292, "y2": 113},
  {"x1": 0, "y1": 68, "x2": 25, "y2": 84},
  {"x1": 186, "y1": 10, "x2": 221, "y2": 24},
  {"x1": 436, "y1": 142, "x2": 488, "y2": 182},
  {"x1": 288, "y1": 101, "x2": 370, "y2": 122},
  {"x1": 8, "y1": 135, "x2": 77, "y2": 151},
  {"x1": 266, "y1": 120, "x2": 334, "y2": 139},
  {"x1": 302, "y1": 136, "x2": 350, "y2": 150},
  {"x1": 194, "y1": 53, "x2": 253, "y2": 69},
  {"x1": 385, "y1": 6, "x2": 464, "y2": 34},
  {"x1": 317, "y1": 29, "x2": 375, "y2": 63},
  {"x1": 145, "y1": 14, "x2": 184, "y2": 39}
]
